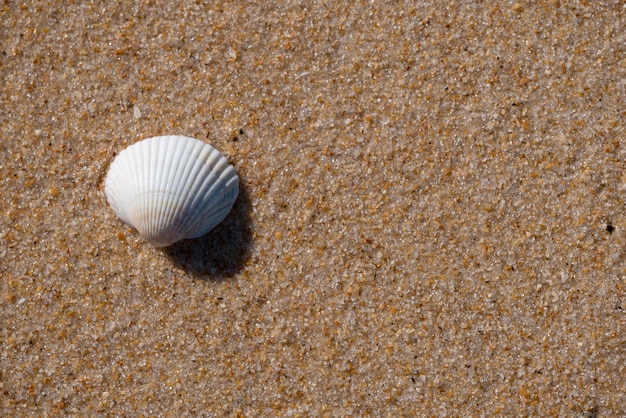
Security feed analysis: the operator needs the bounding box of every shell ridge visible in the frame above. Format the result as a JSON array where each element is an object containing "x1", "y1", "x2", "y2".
[
  {"x1": 153, "y1": 137, "x2": 173, "y2": 242},
  {"x1": 156, "y1": 137, "x2": 210, "y2": 244},
  {"x1": 148, "y1": 137, "x2": 163, "y2": 242},
  {"x1": 157, "y1": 136, "x2": 183, "y2": 244},
  {"x1": 179, "y1": 171, "x2": 223, "y2": 239},
  {"x1": 141, "y1": 140, "x2": 157, "y2": 242},
  {"x1": 175, "y1": 146, "x2": 229, "y2": 240},
  {"x1": 132, "y1": 139, "x2": 149, "y2": 239},
  {"x1": 173, "y1": 138, "x2": 214, "y2": 239},
  {"x1": 125, "y1": 138, "x2": 165, "y2": 244},
  {"x1": 112, "y1": 150, "x2": 131, "y2": 224},
  {"x1": 105, "y1": 157, "x2": 129, "y2": 224},
  {"x1": 186, "y1": 153, "x2": 237, "y2": 238},
  {"x1": 180, "y1": 145, "x2": 217, "y2": 211},
  {"x1": 138, "y1": 138, "x2": 158, "y2": 243},
  {"x1": 186, "y1": 175, "x2": 239, "y2": 238},
  {"x1": 157, "y1": 136, "x2": 195, "y2": 243},
  {"x1": 195, "y1": 173, "x2": 237, "y2": 217}
]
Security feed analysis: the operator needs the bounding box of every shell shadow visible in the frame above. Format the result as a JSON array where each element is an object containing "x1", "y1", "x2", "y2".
[{"x1": 162, "y1": 180, "x2": 253, "y2": 281}]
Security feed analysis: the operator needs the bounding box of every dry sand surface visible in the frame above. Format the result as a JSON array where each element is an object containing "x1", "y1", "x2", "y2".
[{"x1": 1, "y1": 1, "x2": 625, "y2": 416}]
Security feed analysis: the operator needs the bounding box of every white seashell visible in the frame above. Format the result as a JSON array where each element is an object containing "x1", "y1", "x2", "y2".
[{"x1": 104, "y1": 135, "x2": 239, "y2": 247}]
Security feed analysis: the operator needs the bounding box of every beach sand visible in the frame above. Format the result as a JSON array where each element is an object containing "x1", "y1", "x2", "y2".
[{"x1": 1, "y1": 1, "x2": 625, "y2": 416}]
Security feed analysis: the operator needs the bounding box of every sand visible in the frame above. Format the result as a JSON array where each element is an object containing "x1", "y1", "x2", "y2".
[{"x1": 1, "y1": 1, "x2": 625, "y2": 416}]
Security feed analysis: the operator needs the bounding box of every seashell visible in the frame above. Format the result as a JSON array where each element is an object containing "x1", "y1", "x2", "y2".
[{"x1": 104, "y1": 135, "x2": 239, "y2": 247}]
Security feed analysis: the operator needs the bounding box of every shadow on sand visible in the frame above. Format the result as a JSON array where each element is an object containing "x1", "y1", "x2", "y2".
[{"x1": 162, "y1": 180, "x2": 253, "y2": 282}]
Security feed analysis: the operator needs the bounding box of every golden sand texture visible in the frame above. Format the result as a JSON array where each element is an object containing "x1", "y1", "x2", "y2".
[{"x1": 1, "y1": 1, "x2": 624, "y2": 416}]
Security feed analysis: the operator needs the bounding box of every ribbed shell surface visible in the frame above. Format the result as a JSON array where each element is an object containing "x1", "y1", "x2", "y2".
[{"x1": 104, "y1": 135, "x2": 239, "y2": 247}]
